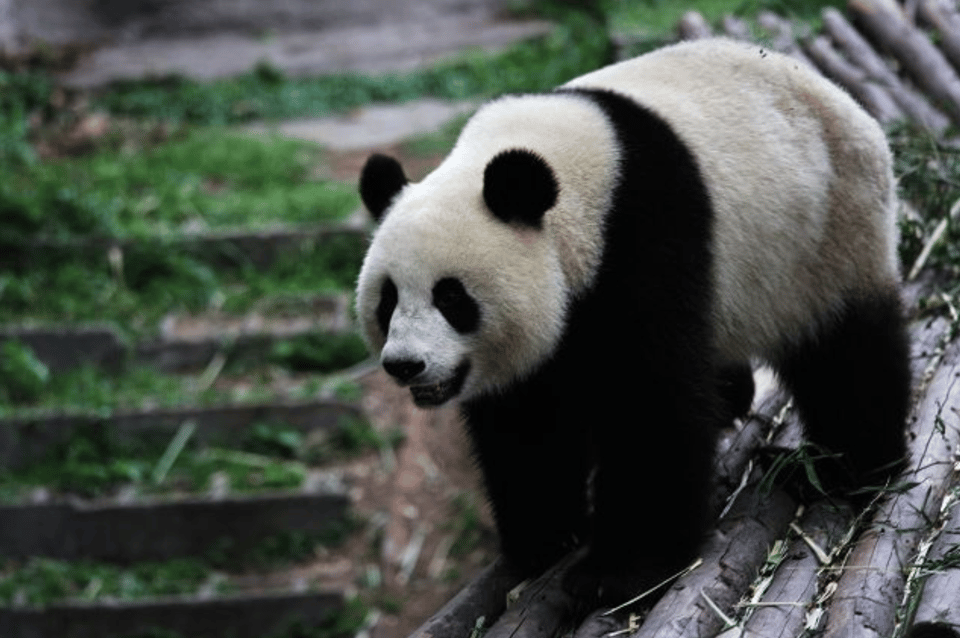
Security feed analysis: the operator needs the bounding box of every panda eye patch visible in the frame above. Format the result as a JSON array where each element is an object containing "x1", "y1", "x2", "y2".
[
  {"x1": 376, "y1": 277, "x2": 398, "y2": 336},
  {"x1": 433, "y1": 277, "x2": 480, "y2": 334}
]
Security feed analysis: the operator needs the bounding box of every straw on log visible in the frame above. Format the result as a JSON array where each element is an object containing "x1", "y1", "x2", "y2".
[
  {"x1": 822, "y1": 6, "x2": 950, "y2": 133},
  {"x1": 630, "y1": 484, "x2": 796, "y2": 638},
  {"x1": 820, "y1": 317, "x2": 960, "y2": 637},
  {"x1": 740, "y1": 501, "x2": 855, "y2": 638},
  {"x1": 849, "y1": 0, "x2": 960, "y2": 127},
  {"x1": 805, "y1": 35, "x2": 905, "y2": 123},
  {"x1": 906, "y1": 498, "x2": 960, "y2": 637}
]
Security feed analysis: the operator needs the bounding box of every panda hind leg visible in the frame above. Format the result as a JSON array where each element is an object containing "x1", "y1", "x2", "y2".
[{"x1": 774, "y1": 290, "x2": 910, "y2": 497}]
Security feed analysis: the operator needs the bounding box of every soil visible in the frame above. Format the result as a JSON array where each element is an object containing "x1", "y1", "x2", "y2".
[{"x1": 327, "y1": 369, "x2": 497, "y2": 638}]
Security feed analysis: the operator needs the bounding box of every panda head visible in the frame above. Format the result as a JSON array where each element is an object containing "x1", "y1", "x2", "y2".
[
  {"x1": 355, "y1": 148, "x2": 571, "y2": 407},
  {"x1": 355, "y1": 94, "x2": 618, "y2": 407}
]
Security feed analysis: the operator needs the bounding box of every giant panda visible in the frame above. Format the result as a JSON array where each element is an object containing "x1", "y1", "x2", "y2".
[{"x1": 355, "y1": 38, "x2": 911, "y2": 610}]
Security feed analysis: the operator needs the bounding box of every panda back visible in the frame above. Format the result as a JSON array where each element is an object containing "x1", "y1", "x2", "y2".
[{"x1": 566, "y1": 38, "x2": 900, "y2": 363}]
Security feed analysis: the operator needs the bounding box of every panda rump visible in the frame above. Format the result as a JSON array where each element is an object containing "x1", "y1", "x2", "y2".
[{"x1": 355, "y1": 38, "x2": 910, "y2": 610}]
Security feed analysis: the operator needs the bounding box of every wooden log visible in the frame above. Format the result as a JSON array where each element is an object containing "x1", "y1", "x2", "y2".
[
  {"x1": 721, "y1": 15, "x2": 752, "y2": 40},
  {"x1": 805, "y1": 34, "x2": 906, "y2": 124},
  {"x1": 630, "y1": 483, "x2": 797, "y2": 638},
  {"x1": 740, "y1": 501, "x2": 855, "y2": 638},
  {"x1": 822, "y1": 7, "x2": 950, "y2": 134},
  {"x1": 481, "y1": 551, "x2": 584, "y2": 638},
  {"x1": 907, "y1": 498, "x2": 960, "y2": 636},
  {"x1": 820, "y1": 320, "x2": 960, "y2": 637},
  {"x1": 677, "y1": 11, "x2": 713, "y2": 40},
  {"x1": 756, "y1": 11, "x2": 816, "y2": 67},
  {"x1": 407, "y1": 557, "x2": 524, "y2": 638},
  {"x1": 849, "y1": 0, "x2": 960, "y2": 127},
  {"x1": 918, "y1": 0, "x2": 960, "y2": 73}
]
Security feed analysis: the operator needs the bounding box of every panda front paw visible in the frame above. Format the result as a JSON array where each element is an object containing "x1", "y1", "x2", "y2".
[{"x1": 561, "y1": 553, "x2": 673, "y2": 617}]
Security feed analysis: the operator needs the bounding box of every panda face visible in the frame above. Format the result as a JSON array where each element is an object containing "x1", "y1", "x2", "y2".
[
  {"x1": 356, "y1": 172, "x2": 570, "y2": 406},
  {"x1": 373, "y1": 274, "x2": 478, "y2": 406},
  {"x1": 356, "y1": 94, "x2": 620, "y2": 406}
]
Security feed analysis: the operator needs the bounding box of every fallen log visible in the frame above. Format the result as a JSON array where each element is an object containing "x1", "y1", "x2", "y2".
[
  {"x1": 805, "y1": 34, "x2": 905, "y2": 124},
  {"x1": 822, "y1": 6, "x2": 950, "y2": 133},
  {"x1": 630, "y1": 482, "x2": 796, "y2": 638},
  {"x1": 849, "y1": 0, "x2": 960, "y2": 127},
  {"x1": 820, "y1": 317, "x2": 960, "y2": 637},
  {"x1": 407, "y1": 557, "x2": 523, "y2": 638},
  {"x1": 740, "y1": 501, "x2": 855, "y2": 638},
  {"x1": 756, "y1": 11, "x2": 816, "y2": 66},
  {"x1": 918, "y1": 0, "x2": 960, "y2": 73},
  {"x1": 677, "y1": 11, "x2": 713, "y2": 40},
  {"x1": 481, "y1": 552, "x2": 583, "y2": 638},
  {"x1": 721, "y1": 15, "x2": 751, "y2": 40},
  {"x1": 906, "y1": 496, "x2": 960, "y2": 637}
]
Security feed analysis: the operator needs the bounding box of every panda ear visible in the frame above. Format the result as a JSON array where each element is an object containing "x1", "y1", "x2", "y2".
[
  {"x1": 483, "y1": 149, "x2": 558, "y2": 228},
  {"x1": 360, "y1": 154, "x2": 409, "y2": 222}
]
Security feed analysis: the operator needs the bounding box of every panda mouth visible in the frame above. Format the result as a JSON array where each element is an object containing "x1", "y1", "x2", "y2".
[{"x1": 410, "y1": 362, "x2": 470, "y2": 407}]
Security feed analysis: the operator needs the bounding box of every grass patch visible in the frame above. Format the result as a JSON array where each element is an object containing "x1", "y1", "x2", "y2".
[
  {"x1": 891, "y1": 123, "x2": 960, "y2": 280},
  {"x1": 0, "y1": 416, "x2": 385, "y2": 501},
  {"x1": 0, "y1": 556, "x2": 231, "y2": 606},
  {"x1": 2, "y1": 127, "x2": 358, "y2": 242},
  {"x1": 0, "y1": 233, "x2": 365, "y2": 334}
]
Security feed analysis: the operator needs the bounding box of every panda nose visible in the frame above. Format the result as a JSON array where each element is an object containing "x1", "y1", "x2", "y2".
[{"x1": 383, "y1": 358, "x2": 426, "y2": 383}]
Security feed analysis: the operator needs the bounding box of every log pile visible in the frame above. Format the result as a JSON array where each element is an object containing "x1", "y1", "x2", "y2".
[
  {"x1": 679, "y1": 0, "x2": 960, "y2": 137},
  {"x1": 404, "y1": 2, "x2": 960, "y2": 637}
]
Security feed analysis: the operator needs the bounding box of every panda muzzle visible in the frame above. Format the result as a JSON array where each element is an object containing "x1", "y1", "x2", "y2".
[{"x1": 409, "y1": 362, "x2": 470, "y2": 407}]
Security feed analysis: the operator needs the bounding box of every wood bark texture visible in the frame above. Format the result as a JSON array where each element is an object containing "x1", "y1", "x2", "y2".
[
  {"x1": 821, "y1": 318, "x2": 960, "y2": 638},
  {"x1": 849, "y1": 0, "x2": 960, "y2": 126},
  {"x1": 822, "y1": 6, "x2": 950, "y2": 133},
  {"x1": 805, "y1": 34, "x2": 906, "y2": 123},
  {"x1": 907, "y1": 498, "x2": 960, "y2": 637}
]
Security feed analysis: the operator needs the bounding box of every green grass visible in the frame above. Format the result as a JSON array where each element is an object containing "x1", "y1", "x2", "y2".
[
  {"x1": 0, "y1": 232, "x2": 366, "y2": 334},
  {"x1": 0, "y1": 416, "x2": 387, "y2": 501},
  {"x1": 0, "y1": 333, "x2": 371, "y2": 414},
  {"x1": 2, "y1": 128, "x2": 358, "y2": 242},
  {"x1": 891, "y1": 123, "x2": 960, "y2": 281},
  {"x1": 0, "y1": 556, "x2": 230, "y2": 606}
]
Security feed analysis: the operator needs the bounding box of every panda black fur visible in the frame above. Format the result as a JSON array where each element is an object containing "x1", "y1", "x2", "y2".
[{"x1": 356, "y1": 39, "x2": 910, "y2": 609}]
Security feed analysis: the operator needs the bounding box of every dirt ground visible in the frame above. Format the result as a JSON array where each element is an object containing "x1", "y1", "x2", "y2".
[{"x1": 352, "y1": 370, "x2": 496, "y2": 638}]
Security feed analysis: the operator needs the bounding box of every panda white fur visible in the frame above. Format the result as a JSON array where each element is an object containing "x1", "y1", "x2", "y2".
[{"x1": 355, "y1": 38, "x2": 910, "y2": 609}]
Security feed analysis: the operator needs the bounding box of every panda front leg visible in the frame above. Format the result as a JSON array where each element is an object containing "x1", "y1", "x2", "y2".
[
  {"x1": 561, "y1": 386, "x2": 720, "y2": 612},
  {"x1": 461, "y1": 400, "x2": 592, "y2": 578},
  {"x1": 773, "y1": 290, "x2": 910, "y2": 496}
]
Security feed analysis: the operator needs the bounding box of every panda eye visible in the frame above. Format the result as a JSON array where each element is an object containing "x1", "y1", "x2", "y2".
[
  {"x1": 433, "y1": 277, "x2": 480, "y2": 334},
  {"x1": 376, "y1": 278, "x2": 398, "y2": 336}
]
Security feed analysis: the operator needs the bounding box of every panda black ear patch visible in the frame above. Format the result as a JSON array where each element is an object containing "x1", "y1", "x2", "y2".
[
  {"x1": 483, "y1": 149, "x2": 559, "y2": 228},
  {"x1": 360, "y1": 154, "x2": 409, "y2": 222}
]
